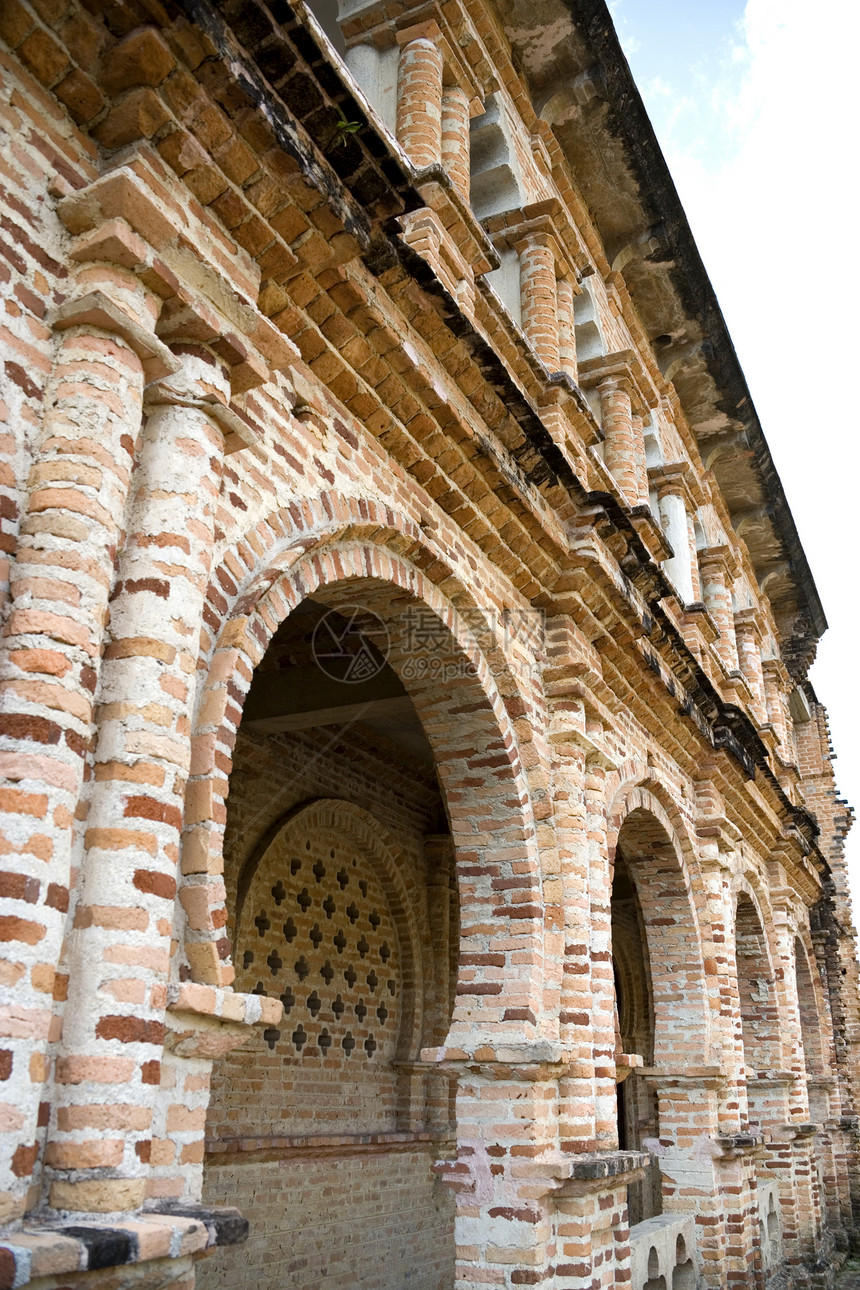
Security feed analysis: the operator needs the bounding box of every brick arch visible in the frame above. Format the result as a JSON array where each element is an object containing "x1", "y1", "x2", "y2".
[
  {"x1": 200, "y1": 494, "x2": 536, "y2": 695},
  {"x1": 181, "y1": 530, "x2": 545, "y2": 1042},
  {"x1": 732, "y1": 882, "x2": 785, "y2": 1079},
  {"x1": 731, "y1": 877, "x2": 780, "y2": 984},
  {"x1": 606, "y1": 782, "x2": 711, "y2": 1066},
  {"x1": 793, "y1": 935, "x2": 826, "y2": 1079}
]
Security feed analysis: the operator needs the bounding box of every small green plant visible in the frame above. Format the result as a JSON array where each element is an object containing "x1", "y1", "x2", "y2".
[{"x1": 331, "y1": 117, "x2": 361, "y2": 147}]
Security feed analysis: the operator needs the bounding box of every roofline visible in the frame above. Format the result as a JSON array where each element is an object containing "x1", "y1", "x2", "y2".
[{"x1": 565, "y1": 0, "x2": 827, "y2": 646}]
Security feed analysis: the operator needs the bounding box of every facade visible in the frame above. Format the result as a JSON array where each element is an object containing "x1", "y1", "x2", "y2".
[{"x1": 0, "y1": 0, "x2": 857, "y2": 1285}]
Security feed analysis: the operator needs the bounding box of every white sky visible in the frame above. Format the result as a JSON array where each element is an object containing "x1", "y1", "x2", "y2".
[{"x1": 611, "y1": 0, "x2": 860, "y2": 913}]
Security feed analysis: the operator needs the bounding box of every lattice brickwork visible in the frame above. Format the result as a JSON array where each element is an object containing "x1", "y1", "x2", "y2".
[{"x1": 224, "y1": 807, "x2": 406, "y2": 1137}]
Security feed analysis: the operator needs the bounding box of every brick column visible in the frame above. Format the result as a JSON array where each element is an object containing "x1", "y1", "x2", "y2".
[
  {"x1": 687, "y1": 509, "x2": 703, "y2": 601},
  {"x1": 765, "y1": 911, "x2": 824, "y2": 1272},
  {"x1": 697, "y1": 545, "x2": 740, "y2": 673},
  {"x1": 733, "y1": 609, "x2": 767, "y2": 727},
  {"x1": 396, "y1": 28, "x2": 444, "y2": 169},
  {"x1": 761, "y1": 658, "x2": 791, "y2": 756},
  {"x1": 421, "y1": 835, "x2": 457, "y2": 1131},
  {"x1": 441, "y1": 84, "x2": 471, "y2": 203},
  {"x1": 0, "y1": 263, "x2": 173, "y2": 1219},
  {"x1": 518, "y1": 232, "x2": 560, "y2": 371},
  {"x1": 599, "y1": 377, "x2": 648, "y2": 509},
  {"x1": 436, "y1": 1051, "x2": 563, "y2": 1289},
  {"x1": 657, "y1": 486, "x2": 694, "y2": 603},
  {"x1": 47, "y1": 346, "x2": 233, "y2": 1214},
  {"x1": 424, "y1": 835, "x2": 454, "y2": 1046},
  {"x1": 556, "y1": 274, "x2": 578, "y2": 384}
]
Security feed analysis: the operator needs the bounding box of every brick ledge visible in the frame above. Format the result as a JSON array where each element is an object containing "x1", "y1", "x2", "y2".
[{"x1": 204, "y1": 1130, "x2": 452, "y2": 1162}]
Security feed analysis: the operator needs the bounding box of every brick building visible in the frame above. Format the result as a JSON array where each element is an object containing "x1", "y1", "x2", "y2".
[{"x1": 0, "y1": 0, "x2": 857, "y2": 1285}]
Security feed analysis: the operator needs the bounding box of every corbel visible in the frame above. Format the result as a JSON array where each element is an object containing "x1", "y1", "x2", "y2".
[
  {"x1": 483, "y1": 197, "x2": 588, "y2": 283},
  {"x1": 647, "y1": 457, "x2": 706, "y2": 511},
  {"x1": 578, "y1": 347, "x2": 660, "y2": 417},
  {"x1": 50, "y1": 290, "x2": 178, "y2": 384}
]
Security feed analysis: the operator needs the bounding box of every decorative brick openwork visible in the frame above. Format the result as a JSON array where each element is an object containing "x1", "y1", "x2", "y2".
[{"x1": 232, "y1": 800, "x2": 417, "y2": 1132}]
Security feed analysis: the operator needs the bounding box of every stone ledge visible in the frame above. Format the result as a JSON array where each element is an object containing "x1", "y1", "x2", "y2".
[
  {"x1": 166, "y1": 982, "x2": 282, "y2": 1028},
  {"x1": 562, "y1": 1150, "x2": 650, "y2": 1183},
  {"x1": 713, "y1": 1132, "x2": 765, "y2": 1159},
  {"x1": 0, "y1": 1207, "x2": 246, "y2": 1289},
  {"x1": 551, "y1": 1149, "x2": 651, "y2": 1198},
  {"x1": 420, "y1": 1039, "x2": 590, "y2": 1080}
]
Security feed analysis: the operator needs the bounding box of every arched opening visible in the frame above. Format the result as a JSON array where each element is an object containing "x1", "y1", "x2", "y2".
[
  {"x1": 610, "y1": 800, "x2": 709, "y2": 1229},
  {"x1": 672, "y1": 1233, "x2": 695, "y2": 1289},
  {"x1": 734, "y1": 893, "x2": 781, "y2": 1131},
  {"x1": 612, "y1": 845, "x2": 660, "y2": 1225},
  {"x1": 194, "y1": 559, "x2": 543, "y2": 1290},
  {"x1": 795, "y1": 937, "x2": 827, "y2": 1122}
]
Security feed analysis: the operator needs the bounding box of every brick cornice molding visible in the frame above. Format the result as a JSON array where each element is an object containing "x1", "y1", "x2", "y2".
[
  {"x1": 57, "y1": 152, "x2": 299, "y2": 391},
  {"x1": 697, "y1": 542, "x2": 741, "y2": 582}
]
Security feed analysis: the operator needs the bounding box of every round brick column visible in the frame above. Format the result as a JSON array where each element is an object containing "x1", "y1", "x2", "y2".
[
  {"x1": 599, "y1": 376, "x2": 648, "y2": 508},
  {"x1": 441, "y1": 84, "x2": 471, "y2": 203},
  {"x1": 657, "y1": 486, "x2": 695, "y2": 603},
  {"x1": 761, "y1": 659, "x2": 791, "y2": 755},
  {"x1": 518, "y1": 232, "x2": 560, "y2": 371},
  {"x1": 556, "y1": 274, "x2": 578, "y2": 383},
  {"x1": 396, "y1": 34, "x2": 443, "y2": 169},
  {"x1": 0, "y1": 265, "x2": 171, "y2": 1220},
  {"x1": 47, "y1": 347, "x2": 230, "y2": 1214},
  {"x1": 733, "y1": 611, "x2": 768, "y2": 727},
  {"x1": 698, "y1": 548, "x2": 740, "y2": 674},
  {"x1": 687, "y1": 508, "x2": 702, "y2": 601}
]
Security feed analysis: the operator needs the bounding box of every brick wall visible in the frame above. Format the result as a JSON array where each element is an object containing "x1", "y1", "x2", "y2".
[{"x1": 200, "y1": 1149, "x2": 453, "y2": 1290}]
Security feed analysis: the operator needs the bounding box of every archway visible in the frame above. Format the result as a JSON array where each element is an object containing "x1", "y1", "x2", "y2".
[
  {"x1": 795, "y1": 937, "x2": 827, "y2": 1122},
  {"x1": 192, "y1": 547, "x2": 545, "y2": 1290},
  {"x1": 612, "y1": 845, "x2": 659, "y2": 1225},
  {"x1": 609, "y1": 794, "x2": 710, "y2": 1226},
  {"x1": 734, "y1": 892, "x2": 781, "y2": 1131}
]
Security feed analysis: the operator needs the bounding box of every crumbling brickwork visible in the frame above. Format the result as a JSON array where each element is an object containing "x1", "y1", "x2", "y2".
[{"x1": 0, "y1": 0, "x2": 857, "y2": 1286}]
